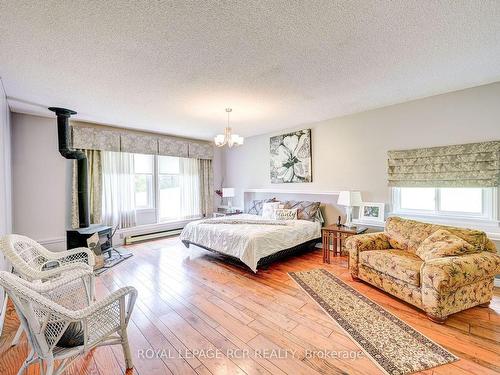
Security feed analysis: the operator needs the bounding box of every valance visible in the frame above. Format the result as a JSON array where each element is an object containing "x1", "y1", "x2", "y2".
[
  {"x1": 121, "y1": 133, "x2": 158, "y2": 155},
  {"x1": 387, "y1": 141, "x2": 500, "y2": 187},
  {"x1": 188, "y1": 141, "x2": 213, "y2": 159},
  {"x1": 72, "y1": 124, "x2": 213, "y2": 159},
  {"x1": 72, "y1": 126, "x2": 121, "y2": 152},
  {"x1": 158, "y1": 136, "x2": 189, "y2": 158}
]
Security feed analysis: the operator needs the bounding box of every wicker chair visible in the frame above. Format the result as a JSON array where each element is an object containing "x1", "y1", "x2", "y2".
[
  {"x1": 0, "y1": 270, "x2": 137, "y2": 375},
  {"x1": 0, "y1": 234, "x2": 96, "y2": 281},
  {"x1": 0, "y1": 234, "x2": 96, "y2": 346}
]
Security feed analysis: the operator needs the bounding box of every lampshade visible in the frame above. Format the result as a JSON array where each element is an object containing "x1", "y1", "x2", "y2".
[
  {"x1": 337, "y1": 191, "x2": 362, "y2": 206},
  {"x1": 222, "y1": 188, "x2": 235, "y2": 198}
]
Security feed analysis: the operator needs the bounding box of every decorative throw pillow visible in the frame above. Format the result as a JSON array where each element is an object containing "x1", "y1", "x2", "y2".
[
  {"x1": 416, "y1": 229, "x2": 476, "y2": 261},
  {"x1": 247, "y1": 198, "x2": 277, "y2": 215},
  {"x1": 261, "y1": 202, "x2": 281, "y2": 219},
  {"x1": 274, "y1": 208, "x2": 298, "y2": 220},
  {"x1": 281, "y1": 200, "x2": 321, "y2": 221}
]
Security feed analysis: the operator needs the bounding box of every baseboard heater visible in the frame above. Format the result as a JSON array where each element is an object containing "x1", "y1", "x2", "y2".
[{"x1": 124, "y1": 228, "x2": 183, "y2": 245}]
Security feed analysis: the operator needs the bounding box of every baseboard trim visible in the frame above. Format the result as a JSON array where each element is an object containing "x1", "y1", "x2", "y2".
[
  {"x1": 38, "y1": 237, "x2": 66, "y2": 246},
  {"x1": 495, "y1": 278, "x2": 500, "y2": 288}
]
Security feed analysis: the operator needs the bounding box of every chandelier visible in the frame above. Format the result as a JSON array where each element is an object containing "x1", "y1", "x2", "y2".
[{"x1": 214, "y1": 108, "x2": 244, "y2": 148}]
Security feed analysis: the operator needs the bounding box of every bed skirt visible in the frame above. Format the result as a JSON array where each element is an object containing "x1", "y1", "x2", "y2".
[{"x1": 181, "y1": 238, "x2": 321, "y2": 271}]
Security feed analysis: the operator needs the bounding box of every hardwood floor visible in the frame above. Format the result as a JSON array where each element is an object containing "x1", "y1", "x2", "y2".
[{"x1": 1, "y1": 236, "x2": 499, "y2": 374}]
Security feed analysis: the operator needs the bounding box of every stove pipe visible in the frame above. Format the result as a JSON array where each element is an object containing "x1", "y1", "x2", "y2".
[{"x1": 48, "y1": 107, "x2": 90, "y2": 228}]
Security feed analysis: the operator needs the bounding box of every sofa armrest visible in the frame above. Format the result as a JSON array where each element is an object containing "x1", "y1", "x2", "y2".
[
  {"x1": 345, "y1": 232, "x2": 391, "y2": 252},
  {"x1": 421, "y1": 252, "x2": 500, "y2": 293},
  {"x1": 345, "y1": 232, "x2": 391, "y2": 276}
]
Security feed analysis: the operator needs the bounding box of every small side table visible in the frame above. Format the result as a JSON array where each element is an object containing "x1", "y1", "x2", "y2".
[
  {"x1": 213, "y1": 209, "x2": 243, "y2": 218},
  {"x1": 322, "y1": 225, "x2": 367, "y2": 263}
]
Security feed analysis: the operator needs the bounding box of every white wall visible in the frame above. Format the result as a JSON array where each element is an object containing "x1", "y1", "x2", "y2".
[
  {"x1": 0, "y1": 80, "x2": 12, "y2": 238},
  {"x1": 11, "y1": 113, "x2": 224, "y2": 249},
  {"x1": 0, "y1": 78, "x2": 12, "y2": 330},
  {"x1": 11, "y1": 113, "x2": 71, "y2": 246},
  {"x1": 224, "y1": 82, "x2": 500, "y2": 237}
]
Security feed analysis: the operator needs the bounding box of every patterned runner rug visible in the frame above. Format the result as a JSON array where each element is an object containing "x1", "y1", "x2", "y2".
[{"x1": 289, "y1": 269, "x2": 458, "y2": 375}]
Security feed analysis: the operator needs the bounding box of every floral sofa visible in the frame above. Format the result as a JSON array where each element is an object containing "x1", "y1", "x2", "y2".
[{"x1": 346, "y1": 216, "x2": 500, "y2": 323}]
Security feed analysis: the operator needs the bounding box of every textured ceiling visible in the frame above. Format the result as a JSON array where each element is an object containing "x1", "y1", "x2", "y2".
[{"x1": 1, "y1": 1, "x2": 499, "y2": 140}]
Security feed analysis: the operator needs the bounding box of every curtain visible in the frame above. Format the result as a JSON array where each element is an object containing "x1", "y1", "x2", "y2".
[
  {"x1": 101, "y1": 151, "x2": 137, "y2": 228},
  {"x1": 388, "y1": 140, "x2": 500, "y2": 187},
  {"x1": 71, "y1": 150, "x2": 102, "y2": 228},
  {"x1": 179, "y1": 158, "x2": 201, "y2": 219},
  {"x1": 198, "y1": 159, "x2": 214, "y2": 217}
]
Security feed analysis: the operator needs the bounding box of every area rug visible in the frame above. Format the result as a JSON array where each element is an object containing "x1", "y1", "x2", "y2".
[
  {"x1": 289, "y1": 269, "x2": 458, "y2": 375},
  {"x1": 94, "y1": 247, "x2": 133, "y2": 276}
]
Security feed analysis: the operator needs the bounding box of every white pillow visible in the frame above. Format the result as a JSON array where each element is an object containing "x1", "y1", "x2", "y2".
[
  {"x1": 261, "y1": 202, "x2": 281, "y2": 219},
  {"x1": 274, "y1": 208, "x2": 298, "y2": 220}
]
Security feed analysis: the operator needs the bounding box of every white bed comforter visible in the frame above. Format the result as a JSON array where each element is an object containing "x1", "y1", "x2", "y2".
[{"x1": 180, "y1": 214, "x2": 321, "y2": 272}]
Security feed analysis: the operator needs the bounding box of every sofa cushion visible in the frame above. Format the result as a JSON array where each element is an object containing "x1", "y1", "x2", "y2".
[
  {"x1": 416, "y1": 229, "x2": 476, "y2": 261},
  {"x1": 385, "y1": 216, "x2": 492, "y2": 254},
  {"x1": 359, "y1": 249, "x2": 423, "y2": 286},
  {"x1": 385, "y1": 217, "x2": 435, "y2": 253}
]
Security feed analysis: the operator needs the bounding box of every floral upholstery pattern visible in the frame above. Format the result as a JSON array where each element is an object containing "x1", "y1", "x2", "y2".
[
  {"x1": 421, "y1": 252, "x2": 500, "y2": 292},
  {"x1": 385, "y1": 216, "x2": 496, "y2": 254},
  {"x1": 416, "y1": 229, "x2": 475, "y2": 261},
  {"x1": 346, "y1": 232, "x2": 391, "y2": 276},
  {"x1": 422, "y1": 279, "x2": 494, "y2": 318},
  {"x1": 359, "y1": 266, "x2": 423, "y2": 308},
  {"x1": 359, "y1": 250, "x2": 423, "y2": 286},
  {"x1": 348, "y1": 216, "x2": 500, "y2": 320}
]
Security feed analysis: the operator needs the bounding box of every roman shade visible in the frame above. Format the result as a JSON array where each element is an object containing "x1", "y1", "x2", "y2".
[
  {"x1": 387, "y1": 141, "x2": 500, "y2": 187},
  {"x1": 72, "y1": 124, "x2": 213, "y2": 159}
]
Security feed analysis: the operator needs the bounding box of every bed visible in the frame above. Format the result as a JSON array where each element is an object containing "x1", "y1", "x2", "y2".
[{"x1": 180, "y1": 213, "x2": 321, "y2": 272}]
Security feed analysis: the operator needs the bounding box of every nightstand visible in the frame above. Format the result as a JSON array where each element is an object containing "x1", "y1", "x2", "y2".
[
  {"x1": 322, "y1": 225, "x2": 367, "y2": 263},
  {"x1": 213, "y1": 208, "x2": 243, "y2": 217}
]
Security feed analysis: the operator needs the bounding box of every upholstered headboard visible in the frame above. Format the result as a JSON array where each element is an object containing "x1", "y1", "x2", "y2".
[{"x1": 243, "y1": 189, "x2": 342, "y2": 225}]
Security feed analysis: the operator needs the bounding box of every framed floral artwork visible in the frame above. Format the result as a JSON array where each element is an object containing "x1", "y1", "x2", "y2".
[{"x1": 270, "y1": 129, "x2": 312, "y2": 183}]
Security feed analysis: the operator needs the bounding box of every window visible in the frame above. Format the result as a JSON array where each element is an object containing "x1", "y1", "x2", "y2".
[
  {"x1": 158, "y1": 156, "x2": 180, "y2": 220},
  {"x1": 133, "y1": 154, "x2": 202, "y2": 223},
  {"x1": 393, "y1": 187, "x2": 495, "y2": 220},
  {"x1": 134, "y1": 154, "x2": 154, "y2": 209}
]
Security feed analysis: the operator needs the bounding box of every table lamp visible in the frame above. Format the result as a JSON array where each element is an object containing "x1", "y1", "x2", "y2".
[
  {"x1": 337, "y1": 191, "x2": 362, "y2": 227},
  {"x1": 222, "y1": 188, "x2": 235, "y2": 212}
]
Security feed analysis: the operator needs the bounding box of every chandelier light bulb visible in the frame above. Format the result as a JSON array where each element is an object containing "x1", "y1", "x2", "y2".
[{"x1": 214, "y1": 108, "x2": 244, "y2": 148}]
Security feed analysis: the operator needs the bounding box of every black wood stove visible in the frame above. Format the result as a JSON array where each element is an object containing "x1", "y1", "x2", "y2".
[{"x1": 49, "y1": 107, "x2": 116, "y2": 261}]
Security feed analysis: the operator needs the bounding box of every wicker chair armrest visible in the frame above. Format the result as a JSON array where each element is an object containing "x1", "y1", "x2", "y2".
[
  {"x1": 15, "y1": 268, "x2": 92, "y2": 293},
  {"x1": 46, "y1": 247, "x2": 96, "y2": 267},
  {"x1": 73, "y1": 286, "x2": 138, "y2": 320},
  {"x1": 30, "y1": 262, "x2": 93, "y2": 282}
]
